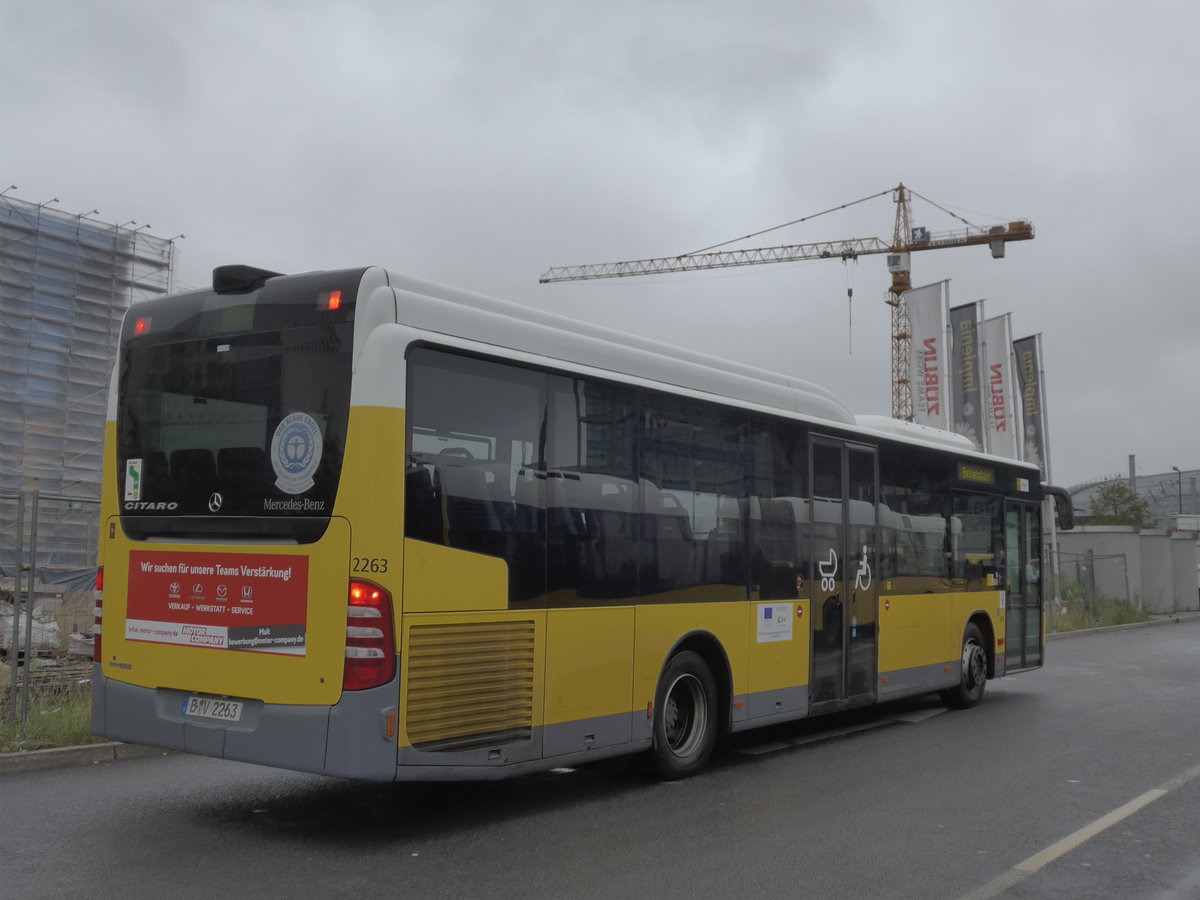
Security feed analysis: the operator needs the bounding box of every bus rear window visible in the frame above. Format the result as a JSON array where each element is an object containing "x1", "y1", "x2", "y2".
[{"x1": 116, "y1": 319, "x2": 352, "y2": 541}]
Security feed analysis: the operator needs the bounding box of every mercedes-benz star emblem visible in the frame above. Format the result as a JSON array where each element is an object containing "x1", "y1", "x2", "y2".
[{"x1": 207, "y1": 492, "x2": 223, "y2": 513}]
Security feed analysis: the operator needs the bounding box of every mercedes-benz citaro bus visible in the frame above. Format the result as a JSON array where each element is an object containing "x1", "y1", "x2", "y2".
[{"x1": 92, "y1": 264, "x2": 1072, "y2": 781}]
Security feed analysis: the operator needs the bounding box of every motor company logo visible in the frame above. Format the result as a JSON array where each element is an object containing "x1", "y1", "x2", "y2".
[{"x1": 124, "y1": 501, "x2": 179, "y2": 511}]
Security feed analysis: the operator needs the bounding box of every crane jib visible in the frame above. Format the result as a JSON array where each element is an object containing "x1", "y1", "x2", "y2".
[{"x1": 538, "y1": 222, "x2": 1033, "y2": 283}]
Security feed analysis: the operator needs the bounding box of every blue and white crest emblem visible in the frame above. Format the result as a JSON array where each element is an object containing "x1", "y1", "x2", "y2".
[{"x1": 270, "y1": 412, "x2": 323, "y2": 494}]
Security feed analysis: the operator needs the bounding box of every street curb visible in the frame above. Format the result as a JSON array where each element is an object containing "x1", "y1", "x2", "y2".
[
  {"x1": 1048, "y1": 612, "x2": 1200, "y2": 641},
  {"x1": 0, "y1": 741, "x2": 170, "y2": 775}
]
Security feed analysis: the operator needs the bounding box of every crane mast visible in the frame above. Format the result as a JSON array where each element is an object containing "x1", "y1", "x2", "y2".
[{"x1": 539, "y1": 183, "x2": 1034, "y2": 420}]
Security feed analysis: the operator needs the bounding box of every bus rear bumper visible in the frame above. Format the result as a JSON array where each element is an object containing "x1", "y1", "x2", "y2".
[{"x1": 91, "y1": 662, "x2": 400, "y2": 781}]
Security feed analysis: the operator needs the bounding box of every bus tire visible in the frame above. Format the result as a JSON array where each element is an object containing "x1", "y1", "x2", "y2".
[
  {"x1": 941, "y1": 622, "x2": 987, "y2": 709},
  {"x1": 651, "y1": 650, "x2": 718, "y2": 780}
]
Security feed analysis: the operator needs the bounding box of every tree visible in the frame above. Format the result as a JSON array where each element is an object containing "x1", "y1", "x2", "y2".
[{"x1": 1086, "y1": 481, "x2": 1157, "y2": 528}]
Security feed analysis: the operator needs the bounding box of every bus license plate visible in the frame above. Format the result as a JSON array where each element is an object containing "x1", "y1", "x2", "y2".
[{"x1": 182, "y1": 696, "x2": 243, "y2": 722}]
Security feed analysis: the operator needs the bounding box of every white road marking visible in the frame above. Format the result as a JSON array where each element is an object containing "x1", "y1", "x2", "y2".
[{"x1": 960, "y1": 761, "x2": 1200, "y2": 900}]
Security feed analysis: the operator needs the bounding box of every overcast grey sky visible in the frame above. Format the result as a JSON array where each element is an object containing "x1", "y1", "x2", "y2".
[{"x1": 5, "y1": 0, "x2": 1198, "y2": 489}]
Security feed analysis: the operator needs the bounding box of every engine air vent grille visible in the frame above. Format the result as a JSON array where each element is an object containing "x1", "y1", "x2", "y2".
[{"x1": 405, "y1": 620, "x2": 535, "y2": 752}]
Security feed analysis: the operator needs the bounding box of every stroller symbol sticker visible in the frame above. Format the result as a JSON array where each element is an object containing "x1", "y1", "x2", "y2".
[
  {"x1": 819, "y1": 548, "x2": 838, "y2": 593},
  {"x1": 271, "y1": 412, "x2": 323, "y2": 494}
]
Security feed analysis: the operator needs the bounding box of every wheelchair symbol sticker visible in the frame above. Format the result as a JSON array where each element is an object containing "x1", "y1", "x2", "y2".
[{"x1": 854, "y1": 545, "x2": 872, "y2": 591}]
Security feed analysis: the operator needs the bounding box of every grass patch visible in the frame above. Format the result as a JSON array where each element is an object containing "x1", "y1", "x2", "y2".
[
  {"x1": 0, "y1": 678, "x2": 104, "y2": 753},
  {"x1": 1049, "y1": 582, "x2": 1150, "y2": 634}
]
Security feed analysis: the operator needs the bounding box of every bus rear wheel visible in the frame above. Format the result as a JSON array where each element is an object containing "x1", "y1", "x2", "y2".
[
  {"x1": 941, "y1": 622, "x2": 987, "y2": 709},
  {"x1": 651, "y1": 650, "x2": 718, "y2": 780}
]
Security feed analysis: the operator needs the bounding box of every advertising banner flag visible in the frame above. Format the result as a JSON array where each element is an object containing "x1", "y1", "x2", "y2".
[
  {"x1": 1013, "y1": 333, "x2": 1048, "y2": 477},
  {"x1": 907, "y1": 281, "x2": 949, "y2": 429},
  {"x1": 949, "y1": 302, "x2": 985, "y2": 451},
  {"x1": 981, "y1": 314, "x2": 1019, "y2": 459}
]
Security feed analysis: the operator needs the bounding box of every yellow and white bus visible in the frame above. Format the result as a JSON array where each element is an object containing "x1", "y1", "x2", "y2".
[{"x1": 92, "y1": 264, "x2": 1070, "y2": 780}]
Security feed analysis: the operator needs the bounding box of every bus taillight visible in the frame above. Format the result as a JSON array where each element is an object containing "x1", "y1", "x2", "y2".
[
  {"x1": 344, "y1": 580, "x2": 395, "y2": 691},
  {"x1": 93, "y1": 567, "x2": 104, "y2": 662}
]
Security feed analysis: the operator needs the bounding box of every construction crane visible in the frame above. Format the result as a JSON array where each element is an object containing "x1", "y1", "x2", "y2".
[{"x1": 539, "y1": 184, "x2": 1034, "y2": 420}]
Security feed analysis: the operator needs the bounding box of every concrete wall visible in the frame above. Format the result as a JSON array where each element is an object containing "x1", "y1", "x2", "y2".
[
  {"x1": 1140, "y1": 531, "x2": 1174, "y2": 611},
  {"x1": 1057, "y1": 526, "x2": 1199, "y2": 613},
  {"x1": 1171, "y1": 531, "x2": 1200, "y2": 610}
]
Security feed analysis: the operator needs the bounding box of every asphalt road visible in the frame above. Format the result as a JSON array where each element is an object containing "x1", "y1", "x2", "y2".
[{"x1": 5, "y1": 619, "x2": 1200, "y2": 899}]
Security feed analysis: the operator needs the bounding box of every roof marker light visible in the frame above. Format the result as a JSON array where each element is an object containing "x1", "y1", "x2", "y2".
[
  {"x1": 327, "y1": 290, "x2": 342, "y2": 311},
  {"x1": 134, "y1": 317, "x2": 150, "y2": 335}
]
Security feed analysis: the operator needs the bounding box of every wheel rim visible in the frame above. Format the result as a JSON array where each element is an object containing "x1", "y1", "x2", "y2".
[
  {"x1": 663, "y1": 673, "x2": 707, "y2": 758},
  {"x1": 962, "y1": 639, "x2": 985, "y2": 692}
]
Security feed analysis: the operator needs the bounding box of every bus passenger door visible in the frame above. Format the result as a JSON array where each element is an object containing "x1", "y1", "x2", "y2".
[
  {"x1": 810, "y1": 438, "x2": 878, "y2": 707},
  {"x1": 1005, "y1": 501, "x2": 1043, "y2": 672}
]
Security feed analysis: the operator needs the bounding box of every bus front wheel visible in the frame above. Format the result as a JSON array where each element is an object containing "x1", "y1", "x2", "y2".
[
  {"x1": 941, "y1": 622, "x2": 987, "y2": 709},
  {"x1": 651, "y1": 650, "x2": 718, "y2": 779}
]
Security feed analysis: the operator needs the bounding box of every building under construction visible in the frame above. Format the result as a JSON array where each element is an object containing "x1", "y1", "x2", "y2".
[
  {"x1": 1070, "y1": 467, "x2": 1200, "y2": 529},
  {"x1": 1, "y1": 191, "x2": 176, "y2": 586}
]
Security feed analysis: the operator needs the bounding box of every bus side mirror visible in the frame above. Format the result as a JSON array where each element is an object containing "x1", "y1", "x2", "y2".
[{"x1": 1044, "y1": 486, "x2": 1074, "y2": 531}]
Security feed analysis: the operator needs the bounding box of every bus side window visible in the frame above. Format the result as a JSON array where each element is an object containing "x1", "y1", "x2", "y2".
[
  {"x1": 641, "y1": 486, "x2": 695, "y2": 593},
  {"x1": 438, "y1": 459, "x2": 504, "y2": 554},
  {"x1": 405, "y1": 461, "x2": 443, "y2": 544},
  {"x1": 702, "y1": 497, "x2": 746, "y2": 586},
  {"x1": 754, "y1": 498, "x2": 798, "y2": 600},
  {"x1": 952, "y1": 493, "x2": 1000, "y2": 589}
]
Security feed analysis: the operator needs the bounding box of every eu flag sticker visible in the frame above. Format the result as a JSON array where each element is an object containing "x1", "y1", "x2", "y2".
[{"x1": 756, "y1": 602, "x2": 793, "y2": 643}]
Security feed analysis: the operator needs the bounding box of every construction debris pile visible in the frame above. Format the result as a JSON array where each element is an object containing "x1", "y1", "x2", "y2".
[{"x1": 1, "y1": 599, "x2": 62, "y2": 656}]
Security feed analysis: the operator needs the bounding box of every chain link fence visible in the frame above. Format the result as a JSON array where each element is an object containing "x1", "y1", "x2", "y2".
[
  {"x1": 1049, "y1": 549, "x2": 1137, "y2": 632},
  {"x1": 2, "y1": 489, "x2": 100, "y2": 732}
]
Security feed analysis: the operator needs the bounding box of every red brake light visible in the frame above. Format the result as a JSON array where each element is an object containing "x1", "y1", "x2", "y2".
[
  {"x1": 344, "y1": 580, "x2": 395, "y2": 691},
  {"x1": 93, "y1": 567, "x2": 104, "y2": 662},
  {"x1": 134, "y1": 317, "x2": 150, "y2": 335}
]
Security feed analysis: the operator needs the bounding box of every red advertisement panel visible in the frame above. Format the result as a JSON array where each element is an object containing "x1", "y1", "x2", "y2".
[{"x1": 126, "y1": 551, "x2": 309, "y2": 655}]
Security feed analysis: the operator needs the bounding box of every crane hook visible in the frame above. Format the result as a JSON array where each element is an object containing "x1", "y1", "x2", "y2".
[{"x1": 844, "y1": 258, "x2": 857, "y2": 354}]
